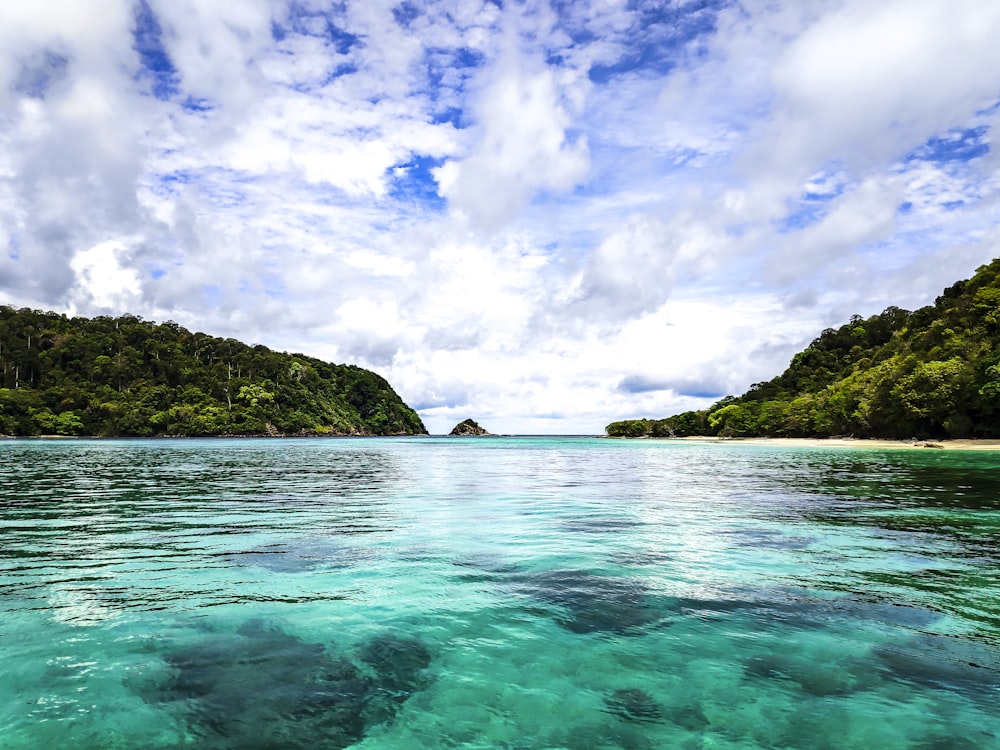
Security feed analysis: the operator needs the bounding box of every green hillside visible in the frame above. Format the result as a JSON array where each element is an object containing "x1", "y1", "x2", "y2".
[
  {"x1": 607, "y1": 258, "x2": 1000, "y2": 440},
  {"x1": 0, "y1": 307, "x2": 426, "y2": 437}
]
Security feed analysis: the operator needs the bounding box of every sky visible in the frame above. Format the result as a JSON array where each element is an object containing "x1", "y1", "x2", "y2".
[{"x1": 1, "y1": 0, "x2": 999, "y2": 434}]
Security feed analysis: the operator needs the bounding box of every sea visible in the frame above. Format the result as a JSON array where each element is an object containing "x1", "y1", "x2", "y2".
[{"x1": 1, "y1": 436, "x2": 998, "y2": 749}]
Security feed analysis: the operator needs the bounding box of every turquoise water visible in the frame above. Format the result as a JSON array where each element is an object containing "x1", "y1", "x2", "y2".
[{"x1": 1, "y1": 437, "x2": 999, "y2": 749}]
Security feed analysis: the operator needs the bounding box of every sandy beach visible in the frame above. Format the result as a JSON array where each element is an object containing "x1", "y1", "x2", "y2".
[{"x1": 665, "y1": 436, "x2": 1000, "y2": 451}]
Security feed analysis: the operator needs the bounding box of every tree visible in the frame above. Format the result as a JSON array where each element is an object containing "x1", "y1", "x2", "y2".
[
  {"x1": 0, "y1": 306, "x2": 426, "y2": 436},
  {"x1": 606, "y1": 258, "x2": 1000, "y2": 439}
]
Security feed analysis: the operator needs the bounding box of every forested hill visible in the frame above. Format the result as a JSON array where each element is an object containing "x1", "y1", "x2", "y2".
[
  {"x1": 607, "y1": 258, "x2": 1000, "y2": 440},
  {"x1": 0, "y1": 307, "x2": 426, "y2": 437}
]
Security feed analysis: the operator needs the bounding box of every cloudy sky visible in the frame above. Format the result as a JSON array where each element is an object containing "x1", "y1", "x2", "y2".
[{"x1": 1, "y1": 0, "x2": 999, "y2": 434}]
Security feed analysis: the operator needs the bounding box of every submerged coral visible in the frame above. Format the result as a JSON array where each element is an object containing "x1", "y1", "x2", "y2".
[
  {"x1": 603, "y1": 688, "x2": 662, "y2": 723},
  {"x1": 137, "y1": 620, "x2": 432, "y2": 749},
  {"x1": 514, "y1": 569, "x2": 669, "y2": 635}
]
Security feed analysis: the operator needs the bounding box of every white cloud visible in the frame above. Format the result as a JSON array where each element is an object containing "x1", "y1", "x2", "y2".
[
  {"x1": 555, "y1": 213, "x2": 724, "y2": 325},
  {"x1": 769, "y1": 0, "x2": 1000, "y2": 169},
  {"x1": 769, "y1": 176, "x2": 904, "y2": 281},
  {"x1": 69, "y1": 240, "x2": 142, "y2": 311},
  {"x1": 2, "y1": 0, "x2": 999, "y2": 433},
  {"x1": 148, "y1": 0, "x2": 275, "y2": 109},
  {"x1": 434, "y1": 54, "x2": 590, "y2": 233}
]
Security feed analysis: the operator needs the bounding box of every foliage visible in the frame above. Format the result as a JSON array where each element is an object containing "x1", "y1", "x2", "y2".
[
  {"x1": 606, "y1": 258, "x2": 1000, "y2": 440},
  {"x1": 605, "y1": 419, "x2": 652, "y2": 438},
  {"x1": 0, "y1": 307, "x2": 426, "y2": 437}
]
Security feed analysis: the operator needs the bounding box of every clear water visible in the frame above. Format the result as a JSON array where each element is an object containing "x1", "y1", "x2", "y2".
[{"x1": 1, "y1": 437, "x2": 999, "y2": 749}]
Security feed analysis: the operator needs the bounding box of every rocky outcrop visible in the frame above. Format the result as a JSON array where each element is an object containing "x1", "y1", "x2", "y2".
[{"x1": 448, "y1": 418, "x2": 492, "y2": 436}]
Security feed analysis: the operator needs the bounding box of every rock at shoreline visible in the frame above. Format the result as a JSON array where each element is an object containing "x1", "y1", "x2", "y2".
[{"x1": 449, "y1": 419, "x2": 493, "y2": 436}]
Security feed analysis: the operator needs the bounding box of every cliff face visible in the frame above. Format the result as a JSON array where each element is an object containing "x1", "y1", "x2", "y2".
[
  {"x1": 608, "y1": 257, "x2": 1000, "y2": 440},
  {"x1": 0, "y1": 306, "x2": 427, "y2": 437},
  {"x1": 449, "y1": 419, "x2": 492, "y2": 436}
]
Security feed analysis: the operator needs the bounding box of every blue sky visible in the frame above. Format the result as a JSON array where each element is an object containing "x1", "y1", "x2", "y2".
[{"x1": 1, "y1": 0, "x2": 999, "y2": 434}]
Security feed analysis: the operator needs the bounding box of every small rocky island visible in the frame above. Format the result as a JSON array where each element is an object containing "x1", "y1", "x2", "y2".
[{"x1": 449, "y1": 418, "x2": 493, "y2": 436}]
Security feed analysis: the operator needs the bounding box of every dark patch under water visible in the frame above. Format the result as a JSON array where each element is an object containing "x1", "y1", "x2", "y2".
[
  {"x1": 742, "y1": 628, "x2": 1000, "y2": 704},
  {"x1": 358, "y1": 633, "x2": 432, "y2": 695},
  {"x1": 743, "y1": 652, "x2": 862, "y2": 697},
  {"x1": 137, "y1": 620, "x2": 431, "y2": 749},
  {"x1": 561, "y1": 516, "x2": 642, "y2": 534},
  {"x1": 514, "y1": 563, "x2": 950, "y2": 640},
  {"x1": 603, "y1": 688, "x2": 662, "y2": 723},
  {"x1": 720, "y1": 526, "x2": 816, "y2": 550},
  {"x1": 873, "y1": 633, "x2": 1000, "y2": 701},
  {"x1": 609, "y1": 549, "x2": 674, "y2": 567},
  {"x1": 221, "y1": 539, "x2": 374, "y2": 573},
  {"x1": 514, "y1": 569, "x2": 669, "y2": 635}
]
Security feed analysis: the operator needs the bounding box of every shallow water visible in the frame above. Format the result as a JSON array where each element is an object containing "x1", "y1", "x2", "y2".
[{"x1": 1, "y1": 437, "x2": 999, "y2": 749}]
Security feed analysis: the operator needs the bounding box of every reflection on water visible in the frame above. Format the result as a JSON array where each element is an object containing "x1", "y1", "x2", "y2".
[{"x1": 1, "y1": 437, "x2": 999, "y2": 749}]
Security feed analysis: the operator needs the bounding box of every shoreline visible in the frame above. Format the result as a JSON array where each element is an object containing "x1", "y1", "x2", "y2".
[
  {"x1": 655, "y1": 436, "x2": 1000, "y2": 451},
  {"x1": 7, "y1": 434, "x2": 1000, "y2": 450}
]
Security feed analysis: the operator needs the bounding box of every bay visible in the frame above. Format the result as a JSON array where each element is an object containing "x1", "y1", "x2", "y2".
[{"x1": 1, "y1": 437, "x2": 999, "y2": 749}]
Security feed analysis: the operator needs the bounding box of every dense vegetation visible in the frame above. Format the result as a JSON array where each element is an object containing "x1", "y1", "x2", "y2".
[
  {"x1": 0, "y1": 307, "x2": 426, "y2": 437},
  {"x1": 608, "y1": 258, "x2": 1000, "y2": 440}
]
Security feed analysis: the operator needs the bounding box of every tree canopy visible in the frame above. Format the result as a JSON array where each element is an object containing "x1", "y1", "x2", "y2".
[
  {"x1": 0, "y1": 307, "x2": 426, "y2": 437},
  {"x1": 607, "y1": 258, "x2": 1000, "y2": 440}
]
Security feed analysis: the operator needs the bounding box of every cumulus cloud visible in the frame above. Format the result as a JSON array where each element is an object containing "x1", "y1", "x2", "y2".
[
  {"x1": 433, "y1": 56, "x2": 590, "y2": 233},
  {"x1": 68, "y1": 240, "x2": 143, "y2": 312},
  {"x1": 769, "y1": 0, "x2": 1000, "y2": 170},
  {"x1": 556, "y1": 212, "x2": 724, "y2": 326},
  {"x1": 1, "y1": 0, "x2": 999, "y2": 433}
]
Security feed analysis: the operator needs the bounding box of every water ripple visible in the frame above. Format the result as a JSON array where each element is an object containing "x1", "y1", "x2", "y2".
[{"x1": 1, "y1": 437, "x2": 999, "y2": 749}]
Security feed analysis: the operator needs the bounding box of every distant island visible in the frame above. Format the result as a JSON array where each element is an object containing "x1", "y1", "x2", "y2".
[
  {"x1": 608, "y1": 258, "x2": 1000, "y2": 440},
  {"x1": 449, "y1": 418, "x2": 492, "y2": 436},
  {"x1": 0, "y1": 307, "x2": 426, "y2": 437}
]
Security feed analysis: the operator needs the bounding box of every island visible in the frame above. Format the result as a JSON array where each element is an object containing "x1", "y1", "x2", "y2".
[
  {"x1": 449, "y1": 418, "x2": 493, "y2": 436},
  {"x1": 0, "y1": 307, "x2": 427, "y2": 437},
  {"x1": 608, "y1": 257, "x2": 1000, "y2": 440}
]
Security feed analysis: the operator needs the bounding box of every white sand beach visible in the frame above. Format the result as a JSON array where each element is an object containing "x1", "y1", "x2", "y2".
[{"x1": 668, "y1": 436, "x2": 1000, "y2": 451}]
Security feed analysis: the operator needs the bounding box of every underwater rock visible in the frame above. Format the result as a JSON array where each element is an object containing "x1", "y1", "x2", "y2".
[
  {"x1": 509, "y1": 565, "x2": 892, "y2": 637},
  {"x1": 666, "y1": 587, "x2": 941, "y2": 635},
  {"x1": 831, "y1": 598, "x2": 942, "y2": 628},
  {"x1": 744, "y1": 652, "x2": 799, "y2": 680},
  {"x1": 449, "y1": 554, "x2": 521, "y2": 584},
  {"x1": 610, "y1": 550, "x2": 673, "y2": 567},
  {"x1": 358, "y1": 633, "x2": 432, "y2": 695},
  {"x1": 665, "y1": 703, "x2": 709, "y2": 731},
  {"x1": 223, "y1": 540, "x2": 374, "y2": 573},
  {"x1": 603, "y1": 688, "x2": 663, "y2": 723},
  {"x1": 743, "y1": 652, "x2": 854, "y2": 697},
  {"x1": 667, "y1": 591, "x2": 823, "y2": 633},
  {"x1": 516, "y1": 569, "x2": 668, "y2": 635},
  {"x1": 565, "y1": 722, "x2": 654, "y2": 750},
  {"x1": 720, "y1": 526, "x2": 816, "y2": 550},
  {"x1": 675, "y1": 595, "x2": 771, "y2": 617},
  {"x1": 873, "y1": 634, "x2": 1000, "y2": 700},
  {"x1": 561, "y1": 516, "x2": 642, "y2": 534},
  {"x1": 138, "y1": 620, "x2": 432, "y2": 750},
  {"x1": 916, "y1": 732, "x2": 997, "y2": 749}
]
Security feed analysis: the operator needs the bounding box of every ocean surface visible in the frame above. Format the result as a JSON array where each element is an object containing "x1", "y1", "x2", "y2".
[{"x1": 1, "y1": 437, "x2": 999, "y2": 749}]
